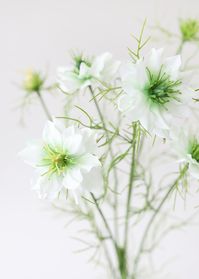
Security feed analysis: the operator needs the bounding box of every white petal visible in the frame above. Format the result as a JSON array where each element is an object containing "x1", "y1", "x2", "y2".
[
  {"x1": 57, "y1": 67, "x2": 82, "y2": 92},
  {"x1": 189, "y1": 162, "x2": 199, "y2": 179},
  {"x1": 91, "y1": 52, "x2": 112, "y2": 77},
  {"x1": 35, "y1": 175, "x2": 63, "y2": 200},
  {"x1": 81, "y1": 167, "x2": 103, "y2": 195},
  {"x1": 63, "y1": 168, "x2": 83, "y2": 189},
  {"x1": 146, "y1": 48, "x2": 163, "y2": 73},
  {"x1": 71, "y1": 189, "x2": 79, "y2": 204},
  {"x1": 91, "y1": 52, "x2": 120, "y2": 82},
  {"x1": 19, "y1": 141, "x2": 43, "y2": 167},
  {"x1": 121, "y1": 63, "x2": 138, "y2": 93},
  {"x1": 122, "y1": 62, "x2": 147, "y2": 94},
  {"x1": 80, "y1": 128, "x2": 98, "y2": 154},
  {"x1": 79, "y1": 154, "x2": 101, "y2": 172},
  {"x1": 53, "y1": 118, "x2": 67, "y2": 133},
  {"x1": 79, "y1": 62, "x2": 91, "y2": 79},
  {"x1": 63, "y1": 126, "x2": 75, "y2": 137},
  {"x1": 42, "y1": 121, "x2": 62, "y2": 149},
  {"x1": 164, "y1": 55, "x2": 181, "y2": 80},
  {"x1": 118, "y1": 94, "x2": 134, "y2": 112},
  {"x1": 63, "y1": 134, "x2": 83, "y2": 154},
  {"x1": 102, "y1": 60, "x2": 121, "y2": 80}
]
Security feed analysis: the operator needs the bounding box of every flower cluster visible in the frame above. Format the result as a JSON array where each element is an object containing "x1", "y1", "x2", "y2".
[
  {"x1": 21, "y1": 49, "x2": 198, "y2": 201},
  {"x1": 18, "y1": 19, "x2": 199, "y2": 279}
]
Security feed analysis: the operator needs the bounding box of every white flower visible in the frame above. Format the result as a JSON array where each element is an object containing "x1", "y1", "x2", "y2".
[
  {"x1": 91, "y1": 52, "x2": 121, "y2": 84},
  {"x1": 173, "y1": 129, "x2": 199, "y2": 179},
  {"x1": 20, "y1": 120, "x2": 102, "y2": 202},
  {"x1": 57, "y1": 52, "x2": 120, "y2": 93},
  {"x1": 118, "y1": 48, "x2": 193, "y2": 138}
]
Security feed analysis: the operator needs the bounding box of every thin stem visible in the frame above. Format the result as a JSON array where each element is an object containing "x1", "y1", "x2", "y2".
[
  {"x1": 36, "y1": 91, "x2": 52, "y2": 121},
  {"x1": 102, "y1": 240, "x2": 117, "y2": 278},
  {"x1": 91, "y1": 192, "x2": 124, "y2": 279},
  {"x1": 176, "y1": 40, "x2": 185, "y2": 54},
  {"x1": 88, "y1": 85, "x2": 119, "y2": 242},
  {"x1": 123, "y1": 123, "x2": 138, "y2": 277},
  {"x1": 83, "y1": 201, "x2": 116, "y2": 278},
  {"x1": 90, "y1": 193, "x2": 117, "y2": 247},
  {"x1": 132, "y1": 164, "x2": 188, "y2": 278},
  {"x1": 89, "y1": 86, "x2": 106, "y2": 129}
]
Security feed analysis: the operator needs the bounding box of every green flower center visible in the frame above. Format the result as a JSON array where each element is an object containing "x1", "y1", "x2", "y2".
[
  {"x1": 189, "y1": 138, "x2": 199, "y2": 163},
  {"x1": 144, "y1": 67, "x2": 181, "y2": 106},
  {"x1": 75, "y1": 58, "x2": 90, "y2": 71},
  {"x1": 40, "y1": 145, "x2": 77, "y2": 176},
  {"x1": 73, "y1": 55, "x2": 91, "y2": 75}
]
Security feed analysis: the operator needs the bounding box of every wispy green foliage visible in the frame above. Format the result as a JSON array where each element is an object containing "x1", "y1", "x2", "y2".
[{"x1": 128, "y1": 19, "x2": 150, "y2": 62}]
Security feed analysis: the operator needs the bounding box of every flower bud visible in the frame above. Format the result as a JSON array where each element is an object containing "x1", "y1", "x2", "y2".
[
  {"x1": 179, "y1": 18, "x2": 199, "y2": 42},
  {"x1": 23, "y1": 70, "x2": 44, "y2": 93}
]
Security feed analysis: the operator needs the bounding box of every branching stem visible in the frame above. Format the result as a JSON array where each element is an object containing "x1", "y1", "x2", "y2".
[
  {"x1": 88, "y1": 85, "x2": 119, "y2": 242},
  {"x1": 132, "y1": 164, "x2": 188, "y2": 278}
]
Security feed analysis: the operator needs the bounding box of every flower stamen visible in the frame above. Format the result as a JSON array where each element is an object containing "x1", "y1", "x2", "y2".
[
  {"x1": 39, "y1": 145, "x2": 77, "y2": 177},
  {"x1": 189, "y1": 138, "x2": 199, "y2": 163},
  {"x1": 145, "y1": 67, "x2": 181, "y2": 106}
]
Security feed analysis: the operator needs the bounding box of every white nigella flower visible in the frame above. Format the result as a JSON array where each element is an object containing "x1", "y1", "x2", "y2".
[
  {"x1": 20, "y1": 120, "x2": 102, "y2": 202},
  {"x1": 174, "y1": 129, "x2": 199, "y2": 179},
  {"x1": 118, "y1": 48, "x2": 193, "y2": 138},
  {"x1": 57, "y1": 52, "x2": 120, "y2": 93}
]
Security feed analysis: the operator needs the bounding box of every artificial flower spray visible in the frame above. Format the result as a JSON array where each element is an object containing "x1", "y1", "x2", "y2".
[{"x1": 19, "y1": 20, "x2": 199, "y2": 279}]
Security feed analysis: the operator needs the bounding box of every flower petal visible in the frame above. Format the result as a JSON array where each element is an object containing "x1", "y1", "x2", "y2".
[
  {"x1": 78, "y1": 154, "x2": 101, "y2": 172},
  {"x1": 81, "y1": 167, "x2": 103, "y2": 195},
  {"x1": 146, "y1": 48, "x2": 163, "y2": 74},
  {"x1": 164, "y1": 55, "x2": 181, "y2": 80},
  {"x1": 19, "y1": 141, "x2": 43, "y2": 167},
  {"x1": 43, "y1": 121, "x2": 63, "y2": 149},
  {"x1": 63, "y1": 168, "x2": 83, "y2": 189},
  {"x1": 118, "y1": 94, "x2": 134, "y2": 112},
  {"x1": 34, "y1": 175, "x2": 63, "y2": 200}
]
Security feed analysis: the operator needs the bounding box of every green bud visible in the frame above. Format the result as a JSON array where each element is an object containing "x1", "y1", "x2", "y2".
[
  {"x1": 23, "y1": 70, "x2": 44, "y2": 93},
  {"x1": 179, "y1": 18, "x2": 199, "y2": 42}
]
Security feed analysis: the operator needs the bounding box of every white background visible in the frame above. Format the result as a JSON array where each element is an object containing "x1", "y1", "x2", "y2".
[{"x1": 1, "y1": 0, "x2": 199, "y2": 278}]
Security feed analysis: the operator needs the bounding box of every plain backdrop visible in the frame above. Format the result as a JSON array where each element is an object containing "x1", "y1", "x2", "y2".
[{"x1": 1, "y1": 0, "x2": 199, "y2": 278}]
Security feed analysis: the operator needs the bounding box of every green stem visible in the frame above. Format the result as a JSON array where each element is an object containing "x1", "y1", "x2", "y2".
[
  {"x1": 91, "y1": 193, "x2": 125, "y2": 279},
  {"x1": 83, "y1": 201, "x2": 116, "y2": 278},
  {"x1": 91, "y1": 193, "x2": 117, "y2": 245},
  {"x1": 36, "y1": 91, "x2": 52, "y2": 121},
  {"x1": 123, "y1": 123, "x2": 138, "y2": 278},
  {"x1": 132, "y1": 164, "x2": 188, "y2": 278},
  {"x1": 176, "y1": 40, "x2": 185, "y2": 54},
  {"x1": 90, "y1": 193, "x2": 118, "y2": 252},
  {"x1": 102, "y1": 240, "x2": 117, "y2": 278},
  {"x1": 91, "y1": 192, "x2": 128, "y2": 279},
  {"x1": 88, "y1": 85, "x2": 119, "y2": 242}
]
